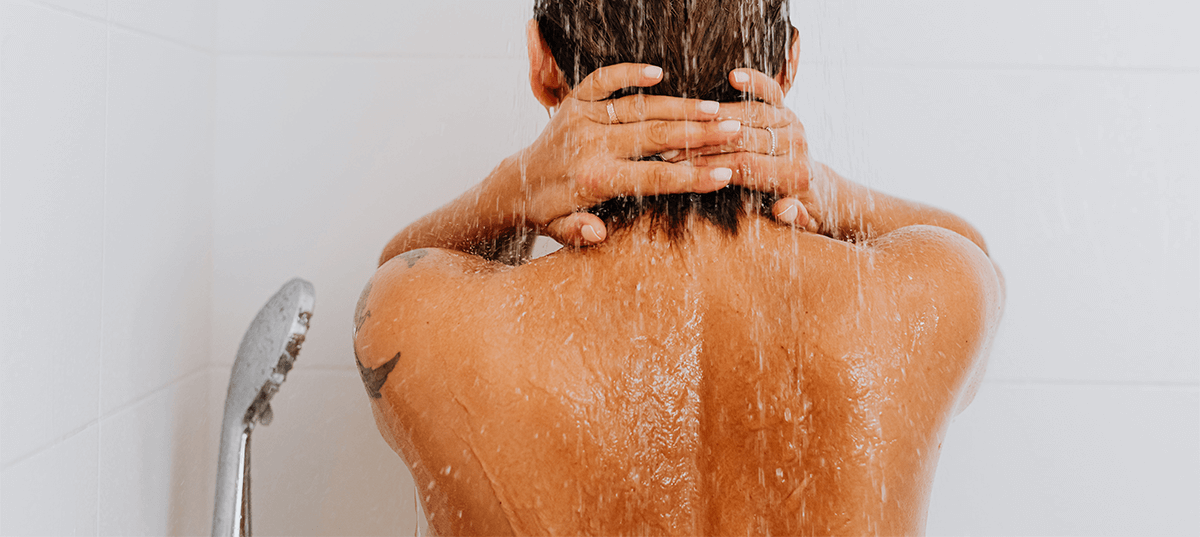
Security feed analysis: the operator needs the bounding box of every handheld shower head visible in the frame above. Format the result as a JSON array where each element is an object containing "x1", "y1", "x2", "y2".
[{"x1": 212, "y1": 278, "x2": 315, "y2": 537}]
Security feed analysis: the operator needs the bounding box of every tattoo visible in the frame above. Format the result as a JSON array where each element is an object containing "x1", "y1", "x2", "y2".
[
  {"x1": 354, "y1": 278, "x2": 373, "y2": 336},
  {"x1": 398, "y1": 249, "x2": 429, "y2": 269},
  {"x1": 356, "y1": 351, "x2": 401, "y2": 399}
]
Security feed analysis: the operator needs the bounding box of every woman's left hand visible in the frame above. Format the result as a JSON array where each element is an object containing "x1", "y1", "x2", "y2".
[{"x1": 664, "y1": 69, "x2": 823, "y2": 233}]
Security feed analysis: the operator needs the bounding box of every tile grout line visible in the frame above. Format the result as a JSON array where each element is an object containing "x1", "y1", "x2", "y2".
[
  {"x1": 1, "y1": 366, "x2": 211, "y2": 473},
  {"x1": 0, "y1": 420, "x2": 98, "y2": 474},
  {"x1": 218, "y1": 50, "x2": 524, "y2": 61},
  {"x1": 984, "y1": 378, "x2": 1200, "y2": 388},
  {"x1": 22, "y1": 0, "x2": 214, "y2": 56},
  {"x1": 798, "y1": 60, "x2": 1200, "y2": 74},
  {"x1": 96, "y1": 0, "x2": 110, "y2": 530}
]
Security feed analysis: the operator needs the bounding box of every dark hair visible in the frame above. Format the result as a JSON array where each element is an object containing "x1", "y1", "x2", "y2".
[{"x1": 535, "y1": 0, "x2": 792, "y2": 239}]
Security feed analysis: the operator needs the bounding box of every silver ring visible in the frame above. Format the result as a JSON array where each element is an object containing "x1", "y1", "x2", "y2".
[
  {"x1": 607, "y1": 101, "x2": 619, "y2": 124},
  {"x1": 766, "y1": 126, "x2": 778, "y2": 156}
]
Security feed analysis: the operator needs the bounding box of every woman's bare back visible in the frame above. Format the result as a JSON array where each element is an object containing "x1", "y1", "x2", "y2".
[{"x1": 355, "y1": 216, "x2": 1001, "y2": 536}]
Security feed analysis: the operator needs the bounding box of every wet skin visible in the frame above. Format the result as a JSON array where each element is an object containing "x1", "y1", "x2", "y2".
[{"x1": 354, "y1": 215, "x2": 1002, "y2": 536}]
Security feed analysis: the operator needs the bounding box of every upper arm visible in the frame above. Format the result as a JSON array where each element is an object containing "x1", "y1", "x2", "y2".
[
  {"x1": 355, "y1": 248, "x2": 498, "y2": 373},
  {"x1": 352, "y1": 248, "x2": 516, "y2": 535},
  {"x1": 868, "y1": 225, "x2": 1004, "y2": 413}
]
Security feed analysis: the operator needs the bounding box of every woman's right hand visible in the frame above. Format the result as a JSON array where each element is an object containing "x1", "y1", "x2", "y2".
[{"x1": 505, "y1": 63, "x2": 747, "y2": 246}]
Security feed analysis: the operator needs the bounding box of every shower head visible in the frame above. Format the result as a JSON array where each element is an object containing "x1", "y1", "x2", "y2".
[{"x1": 212, "y1": 278, "x2": 315, "y2": 537}]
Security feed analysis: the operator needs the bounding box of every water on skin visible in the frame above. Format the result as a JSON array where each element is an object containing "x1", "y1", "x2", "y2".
[{"x1": 399, "y1": 2, "x2": 954, "y2": 534}]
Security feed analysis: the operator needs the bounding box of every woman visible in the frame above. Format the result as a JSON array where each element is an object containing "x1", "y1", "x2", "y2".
[{"x1": 356, "y1": 1, "x2": 1003, "y2": 534}]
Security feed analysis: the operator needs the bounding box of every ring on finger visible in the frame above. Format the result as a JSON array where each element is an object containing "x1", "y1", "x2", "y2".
[
  {"x1": 765, "y1": 126, "x2": 778, "y2": 156},
  {"x1": 607, "y1": 101, "x2": 620, "y2": 124}
]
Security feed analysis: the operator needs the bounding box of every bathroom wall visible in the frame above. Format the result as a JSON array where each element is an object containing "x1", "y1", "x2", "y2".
[
  {"x1": 787, "y1": 4, "x2": 1199, "y2": 535},
  {"x1": 211, "y1": 1, "x2": 1198, "y2": 535},
  {"x1": 0, "y1": 0, "x2": 216, "y2": 534},
  {"x1": 1, "y1": 0, "x2": 1196, "y2": 535},
  {"x1": 210, "y1": 2, "x2": 534, "y2": 534}
]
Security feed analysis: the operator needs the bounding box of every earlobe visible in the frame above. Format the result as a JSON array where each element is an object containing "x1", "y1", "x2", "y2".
[{"x1": 526, "y1": 19, "x2": 567, "y2": 108}]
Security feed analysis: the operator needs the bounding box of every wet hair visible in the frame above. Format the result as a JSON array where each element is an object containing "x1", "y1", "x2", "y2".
[{"x1": 535, "y1": 0, "x2": 792, "y2": 239}]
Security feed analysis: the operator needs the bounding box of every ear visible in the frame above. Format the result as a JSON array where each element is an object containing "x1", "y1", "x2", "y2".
[
  {"x1": 776, "y1": 26, "x2": 801, "y2": 96},
  {"x1": 527, "y1": 20, "x2": 569, "y2": 108}
]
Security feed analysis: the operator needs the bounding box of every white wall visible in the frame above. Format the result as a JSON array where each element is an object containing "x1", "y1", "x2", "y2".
[
  {"x1": 211, "y1": 1, "x2": 1200, "y2": 535},
  {"x1": 210, "y1": 1, "x2": 534, "y2": 534},
  {"x1": 1, "y1": 0, "x2": 1196, "y2": 535},
  {"x1": 785, "y1": 3, "x2": 1199, "y2": 535},
  {"x1": 0, "y1": 0, "x2": 216, "y2": 534}
]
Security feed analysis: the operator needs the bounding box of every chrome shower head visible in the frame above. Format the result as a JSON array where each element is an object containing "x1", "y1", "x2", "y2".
[{"x1": 212, "y1": 278, "x2": 315, "y2": 537}]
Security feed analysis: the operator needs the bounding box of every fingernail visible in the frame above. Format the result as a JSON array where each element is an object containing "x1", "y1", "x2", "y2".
[
  {"x1": 732, "y1": 71, "x2": 750, "y2": 83},
  {"x1": 660, "y1": 149, "x2": 680, "y2": 160},
  {"x1": 710, "y1": 167, "x2": 733, "y2": 183},
  {"x1": 718, "y1": 120, "x2": 741, "y2": 133},
  {"x1": 644, "y1": 65, "x2": 663, "y2": 79},
  {"x1": 776, "y1": 204, "x2": 798, "y2": 224},
  {"x1": 582, "y1": 224, "x2": 604, "y2": 243},
  {"x1": 699, "y1": 100, "x2": 720, "y2": 114}
]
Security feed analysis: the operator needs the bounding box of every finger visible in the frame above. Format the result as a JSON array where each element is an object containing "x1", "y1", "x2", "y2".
[
  {"x1": 771, "y1": 197, "x2": 811, "y2": 229},
  {"x1": 661, "y1": 125, "x2": 804, "y2": 159},
  {"x1": 586, "y1": 94, "x2": 722, "y2": 124},
  {"x1": 714, "y1": 100, "x2": 797, "y2": 128},
  {"x1": 573, "y1": 64, "x2": 664, "y2": 102},
  {"x1": 544, "y1": 212, "x2": 608, "y2": 246},
  {"x1": 609, "y1": 118, "x2": 744, "y2": 156},
  {"x1": 729, "y1": 69, "x2": 785, "y2": 106},
  {"x1": 689, "y1": 152, "x2": 811, "y2": 196},
  {"x1": 579, "y1": 161, "x2": 733, "y2": 200}
]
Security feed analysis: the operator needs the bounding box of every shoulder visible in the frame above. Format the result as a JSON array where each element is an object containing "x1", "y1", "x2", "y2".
[
  {"x1": 353, "y1": 248, "x2": 504, "y2": 389},
  {"x1": 865, "y1": 225, "x2": 1002, "y2": 323},
  {"x1": 857, "y1": 225, "x2": 1003, "y2": 404},
  {"x1": 352, "y1": 249, "x2": 519, "y2": 533}
]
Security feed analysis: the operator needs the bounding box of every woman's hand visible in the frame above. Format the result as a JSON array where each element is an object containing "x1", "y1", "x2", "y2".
[
  {"x1": 666, "y1": 69, "x2": 823, "y2": 233},
  {"x1": 507, "y1": 63, "x2": 747, "y2": 245}
]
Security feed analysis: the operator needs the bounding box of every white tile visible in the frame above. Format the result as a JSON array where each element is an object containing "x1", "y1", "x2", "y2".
[
  {"x1": 100, "y1": 28, "x2": 214, "y2": 414},
  {"x1": 216, "y1": 0, "x2": 529, "y2": 58},
  {"x1": 29, "y1": 0, "x2": 107, "y2": 19},
  {"x1": 0, "y1": 425, "x2": 99, "y2": 536},
  {"x1": 97, "y1": 371, "x2": 212, "y2": 536},
  {"x1": 0, "y1": 0, "x2": 106, "y2": 466},
  {"x1": 212, "y1": 56, "x2": 541, "y2": 369},
  {"x1": 109, "y1": 0, "x2": 215, "y2": 51},
  {"x1": 927, "y1": 383, "x2": 1199, "y2": 536},
  {"x1": 243, "y1": 370, "x2": 417, "y2": 535},
  {"x1": 172, "y1": 368, "x2": 219, "y2": 536},
  {"x1": 787, "y1": 66, "x2": 1200, "y2": 384},
  {"x1": 792, "y1": 0, "x2": 1200, "y2": 69}
]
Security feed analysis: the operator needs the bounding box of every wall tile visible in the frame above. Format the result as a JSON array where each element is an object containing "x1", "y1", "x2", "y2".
[
  {"x1": 109, "y1": 0, "x2": 215, "y2": 51},
  {"x1": 97, "y1": 370, "x2": 212, "y2": 536},
  {"x1": 243, "y1": 370, "x2": 417, "y2": 535},
  {"x1": 792, "y1": 0, "x2": 1200, "y2": 69},
  {"x1": 216, "y1": 0, "x2": 528, "y2": 58},
  {"x1": 927, "y1": 382, "x2": 1199, "y2": 536},
  {"x1": 100, "y1": 27, "x2": 214, "y2": 414},
  {"x1": 787, "y1": 65, "x2": 1199, "y2": 384},
  {"x1": 0, "y1": 0, "x2": 106, "y2": 466},
  {"x1": 0, "y1": 425, "x2": 99, "y2": 536},
  {"x1": 212, "y1": 56, "x2": 540, "y2": 370},
  {"x1": 29, "y1": 0, "x2": 106, "y2": 19}
]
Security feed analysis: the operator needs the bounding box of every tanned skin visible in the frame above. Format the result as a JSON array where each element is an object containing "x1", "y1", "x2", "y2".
[
  {"x1": 354, "y1": 213, "x2": 1002, "y2": 535},
  {"x1": 353, "y1": 21, "x2": 1003, "y2": 537}
]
